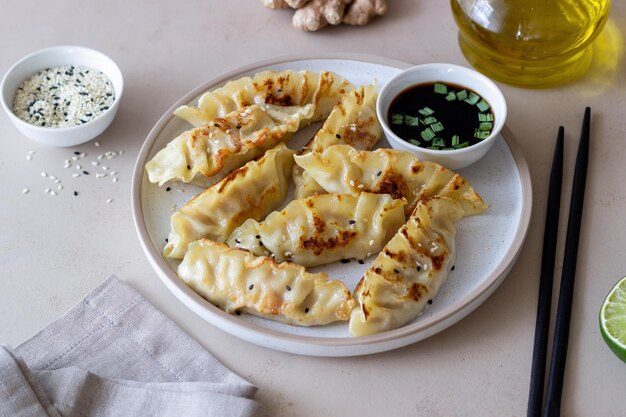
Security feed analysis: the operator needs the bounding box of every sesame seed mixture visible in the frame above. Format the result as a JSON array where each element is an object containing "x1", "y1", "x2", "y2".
[{"x1": 13, "y1": 65, "x2": 114, "y2": 128}]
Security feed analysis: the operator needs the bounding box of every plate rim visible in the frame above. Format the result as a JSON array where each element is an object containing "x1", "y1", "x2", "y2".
[{"x1": 131, "y1": 53, "x2": 533, "y2": 356}]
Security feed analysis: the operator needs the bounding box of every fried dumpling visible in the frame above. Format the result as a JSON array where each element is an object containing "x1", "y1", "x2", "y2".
[
  {"x1": 227, "y1": 192, "x2": 406, "y2": 267},
  {"x1": 146, "y1": 103, "x2": 312, "y2": 187},
  {"x1": 294, "y1": 144, "x2": 489, "y2": 217},
  {"x1": 293, "y1": 84, "x2": 382, "y2": 199},
  {"x1": 164, "y1": 143, "x2": 295, "y2": 259},
  {"x1": 174, "y1": 70, "x2": 354, "y2": 127},
  {"x1": 349, "y1": 197, "x2": 464, "y2": 336},
  {"x1": 178, "y1": 239, "x2": 356, "y2": 326}
]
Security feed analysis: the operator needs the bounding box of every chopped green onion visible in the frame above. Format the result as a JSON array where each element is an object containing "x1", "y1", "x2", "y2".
[
  {"x1": 454, "y1": 142, "x2": 469, "y2": 149},
  {"x1": 427, "y1": 146, "x2": 440, "y2": 150},
  {"x1": 404, "y1": 115, "x2": 420, "y2": 126},
  {"x1": 445, "y1": 92, "x2": 456, "y2": 101},
  {"x1": 422, "y1": 116, "x2": 438, "y2": 125},
  {"x1": 451, "y1": 134, "x2": 460, "y2": 147},
  {"x1": 476, "y1": 99, "x2": 491, "y2": 112},
  {"x1": 479, "y1": 122, "x2": 493, "y2": 131},
  {"x1": 421, "y1": 127, "x2": 435, "y2": 141},
  {"x1": 408, "y1": 139, "x2": 421, "y2": 147},
  {"x1": 456, "y1": 90, "x2": 468, "y2": 101},
  {"x1": 418, "y1": 107, "x2": 434, "y2": 116},
  {"x1": 432, "y1": 137, "x2": 445, "y2": 147},
  {"x1": 434, "y1": 83, "x2": 448, "y2": 94},
  {"x1": 465, "y1": 92, "x2": 480, "y2": 105},
  {"x1": 474, "y1": 129, "x2": 490, "y2": 139},
  {"x1": 478, "y1": 113, "x2": 494, "y2": 122},
  {"x1": 430, "y1": 122, "x2": 444, "y2": 133},
  {"x1": 391, "y1": 114, "x2": 404, "y2": 124}
]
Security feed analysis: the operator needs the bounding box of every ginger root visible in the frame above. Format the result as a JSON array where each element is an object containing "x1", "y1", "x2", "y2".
[
  {"x1": 343, "y1": 0, "x2": 387, "y2": 26},
  {"x1": 261, "y1": 0, "x2": 387, "y2": 31},
  {"x1": 292, "y1": 0, "x2": 352, "y2": 31}
]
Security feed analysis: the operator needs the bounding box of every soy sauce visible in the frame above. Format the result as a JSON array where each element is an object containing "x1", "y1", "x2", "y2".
[{"x1": 388, "y1": 82, "x2": 494, "y2": 150}]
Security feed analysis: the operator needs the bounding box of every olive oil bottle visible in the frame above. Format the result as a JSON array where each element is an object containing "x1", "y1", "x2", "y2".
[{"x1": 451, "y1": 0, "x2": 611, "y2": 87}]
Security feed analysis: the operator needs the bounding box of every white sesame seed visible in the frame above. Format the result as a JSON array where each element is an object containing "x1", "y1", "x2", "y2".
[
  {"x1": 349, "y1": 180, "x2": 355, "y2": 187},
  {"x1": 369, "y1": 240, "x2": 374, "y2": 246},
  {"x1": 53, "y1": 179, "x2": 60, "y2": 183},
  {"x1": 95, "y1": 141, "x2": 100, "y2": 147},
  {"x1": 80, "y1": 152, "x2": 86, "y2": 157},
  {"x1": 112, "y1": 177, "x2": 118, "y2": 183},
  {"x1": 26, "y1": 155, "x2": 33, "y2": 161},
  {"x1": 44, "y1": 188, "x2": 50, "y2": 193},
  {"x1": 119, "y1": 150, "x2": 124, "y2": 155},
  {"x1": 22, "y1": 188, "x2": 29, "y2": 194},
  {"x1": 57, "y1": 184, "x2": 63, "y2": 190},
  {"x1": 72, "y1": 155, "x2": 79, "y2": 161},
  {"x1": 49, "y1": 175, "x2": 56, "y2": 180},
  {"x1": 358, "y1": 184, "x2": 364, "y2": 189},
  {"x1": 106, "y1": 198, "x2": 112, "y2": 203},
  {"x1": 430, "y1": 248, "x2": 436, "y2": 253},
  {"x1": 110, "y1": 171, "x2": 117, "y2": 176},
  {"x1": 41, "y1": 172, "x2": 47, "y2": 177},
  {"x1": 101, "y1": 166, "x2": 109, "y2": 170},
  {"x1": 72, "y1": 173, "x2": 80, "y2": 178},
  {"x1": 97, "y1": 154, "x2": 103, "y2": 160},
  {"x1": 28, "y1": 150, "x2": 35, "y2": 155},
  {"x1": 423, "y1": 264, "x2": 428, "y2": 271},
  {"x1": 64, "y1": 163, "x2": 71, "y2": 169},
  {"x1": 92, "y1": 161, "x2": 99, "y2": 166},
  {"x1": 76, "y1": 165, "x2": 81, "y2": 170},
  {"x1": 50, "y1": 191, "x2": 57, "y2": 196}
]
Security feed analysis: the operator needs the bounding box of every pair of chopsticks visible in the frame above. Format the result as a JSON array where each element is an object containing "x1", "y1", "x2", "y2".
[{"x1": 527, "y1": 107, "x2": 591, "y2": 417}]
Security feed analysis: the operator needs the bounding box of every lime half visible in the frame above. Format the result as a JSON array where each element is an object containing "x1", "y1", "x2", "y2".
[{"x1": 600, "y1": 276, "x2": 626, "y2": 363}]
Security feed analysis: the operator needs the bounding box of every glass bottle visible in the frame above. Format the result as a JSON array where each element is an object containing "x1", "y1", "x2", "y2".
[{"x1": 451, "y1": 0, "x2": 611, "y2": 88}]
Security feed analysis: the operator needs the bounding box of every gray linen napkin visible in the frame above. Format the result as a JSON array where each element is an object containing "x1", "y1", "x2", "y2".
[{"x1": 0, "y1": 276, "x2": 264, "y2": 417}]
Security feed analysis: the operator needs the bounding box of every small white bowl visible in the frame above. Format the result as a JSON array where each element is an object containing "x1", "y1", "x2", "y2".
[
  {"x1": 377, "y1": 63, "x2": 507, "y2": 170},
  {"x1": 0, "y1": 45, "x2": 123, "y2": 147}
]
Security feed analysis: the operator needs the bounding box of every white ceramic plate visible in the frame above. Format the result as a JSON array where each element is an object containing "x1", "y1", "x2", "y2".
[{"x1": 132, "y1": 54, "x2": 532, "y2": 357}]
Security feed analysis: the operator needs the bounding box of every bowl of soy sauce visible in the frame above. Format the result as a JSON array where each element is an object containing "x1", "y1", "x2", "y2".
[{"x1": 377, "y1": 63, "x2": 506, "y2": 170}]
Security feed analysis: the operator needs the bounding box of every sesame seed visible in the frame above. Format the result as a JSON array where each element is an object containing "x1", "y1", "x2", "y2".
[
  {"x1": 95, "y1": 141, "x2": 100, "y2": 147},
  {"x1": 50, "y1": 191, "x2": 57, "y2": 196},
  {"x1": 358, "y1": 260, "x2": 365, "y2": 264},
  {"x1": 112, "y1": 177, "x2": 118, "y2": 183},
  {"x1": 106, "y1": 198, "x2": 112, "y2": 203},
  {"x1": 369, "y1": 240, "x2": 374, "y2": 246},
  {"x1": 28, "y1": 150, "x2": 35, "y2": 155},
  {"x1": 349, "y1": 180, "x2": 355, "y2": 187},
  {"x1": 341, "y1": 259, "x2": 350, "y2": 264},
  {"x1": 376, "y1": 171, "x2": 382, "y2": 176},
  {"x1": 102, "y1": 166, "x2": 109, "y2": 170},
  {"x1": 57, "y1": 184, "x2": 63, "y2": 190},
  {"x1": 72, "y1": 173, "x2": 80, "y2": 178},
  {"x1": 119, "y1": 150, "x2": 124, "y2": 155},
  {"x1": 76, "y1": 165, "x2": 82, "y2": 170},
  {"x1": 97, "y1": 154, "x2": 103, "y2": 160},
  {"x1": 234, "y1": 239, "x2": 240, "y2": 244},
  {"x1": 451, "y1": 265, "x2": 455, "y2": 271},
  {"x1": 72, "y1": 155, "x2": 79, "y2": 161},
  {"x1": 110, "y1": 171, "x2": 117, "y2": 175},
  {"x1": 166, "y1": 187, "x2": 171, "y2": 192},
  {"x1": 40, "y1": 172, "x2": 47, "y2": 177},
  {"x1": 357, "y1": 184, "x2": 364, "y2": 189},
  {"x1": 80, "y1": 152, "x2": 86, "y2": 157},
  {"x1": 22, "y1": 188, "x2": 29, "y2": 194},
  {"x1": 92, "y1": 161, "x2": 99, "y2": 166},
  {"x1": 26, "y1": 155, "x2": 33, "y2": 161},
  {"x1": 286, "y1": 285, "x2": 291, "y2": 291},
  {"x1": 423, "y1": 264, "x2": 428, "y2": 271},
  {"x1": 49, "y1": 175, "x2": 56, "y2": 180},
  {"x1": 44, "y1": 188, "x2": 50, "y2": 193},
  {"x1": 428, "y1": 300, "x2": 433, "y2": 305},
  {"x1": 335, "y1": 134, "x2": 341, "y2": 139},
  {"x1": 349, "y1": 220, "x2": 356, "y2": 224},
  {"x1": 304, "y1": 308, "x2": 309, "y2": 313},
  {"x1": 73, "y1": 191, "x2": 78, "y2": 196},
  {"x1": 248, "y1": 284, "x2": 254, "y2": 290},
  {"x1": 394, "y1": 269, "x2": 400, "y2": 274},
  {"x1": 83, "y1": 170, "x2": 89, "y2": 175}
]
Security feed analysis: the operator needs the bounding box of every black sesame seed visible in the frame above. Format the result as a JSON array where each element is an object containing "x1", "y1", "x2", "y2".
[
  {"x1": 255, "y1": 235, "x2": 261, "y2": 239},
  {"x1": 213, "y1": 123, "x2": 219, "y2": 127},
  {"x1": 428, "y1": 299, "x2": 433, "y2": 305},
  {"x1": 305, "y1": 308, "x2": 309, "y2": 313},
  {"x1": 341, "y1": 259, "x2": 350, "y2": 264},
  {"x1": 349, "y1": 220, "x2": 356, "y2": 224},
  {"x1": 73, "y1": 191, "x2": 78, "y2": 196},
  {"x1": 165, "y1": 238, "x2": 169, "y2": 242},
  {"x1": 286, "y1": 285, "x2": 291, "y2": 291},
  {"x1": 358, "y1": 260, "x2": 365, "y2": 265},
  {"x1": 335, "y1": 134, "x2": 341, "y2": 139},
  {"x1": 235, "y1": 239, "x2": 240, "y2": 244},
  {"x1": 248, "y1": 284, "x2": 254, "y2": 290},
  {"x1": 186, "y1": 165, "x2": 191, "y2": 170},
  {"x1": 83, "y1": 171, "x2": 89, "y2": 175},
  {"x1": 236, "y1": 125, "x2": 241, "y2": 129},
  {"x1": 259, "y1": 241, "x2": 264, "y2": 247},
  {"x1": 165, "y1": 187, "x2": 172, "y2": 192},
  {"x1": 235, "y1": 311, "x2": 241, "y2": 315},
  {"x1": 277, "y1": 88, "x2": 282, "y2": 93},
  {"x1": 376, "y1": 171, "x2": 382, "y2": 177},
  {"x1": 416, "y1": 265, "x2": 421, "y2": 272},
  {"x1": 394, "y1": 269, "x2": 400, "y2": 274},
  {"x1": 451, "y1": 265, "x2": 455, "y2": 271},
  {"x1": 74, "y1": 151, "x2": 80, "y2": 155}
]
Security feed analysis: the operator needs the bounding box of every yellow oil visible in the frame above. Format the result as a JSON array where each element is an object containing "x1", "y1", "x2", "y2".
[{"x1": 451, "y1": 0, "x2": 611, "y2": 88}]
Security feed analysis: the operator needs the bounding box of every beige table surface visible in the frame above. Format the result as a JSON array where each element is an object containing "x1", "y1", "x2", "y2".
[{"x1": 1, "y1": 1, "x2": 625, "y2": 415}]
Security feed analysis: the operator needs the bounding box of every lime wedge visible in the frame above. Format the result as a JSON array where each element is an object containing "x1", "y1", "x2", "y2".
[{"x1": 599, "y1": 276, "x2": 626, "y2": 363}]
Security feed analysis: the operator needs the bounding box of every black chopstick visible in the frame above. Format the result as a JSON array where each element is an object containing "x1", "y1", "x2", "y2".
[
  {"x1": 543, "y1": 107, "x2": 591, "y2": 417},
  {"x1": 527, "y1": 127, "x2": 564, "y2": 417}
]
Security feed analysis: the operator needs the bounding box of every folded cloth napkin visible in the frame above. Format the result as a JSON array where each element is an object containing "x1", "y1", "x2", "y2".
[{"x1": 0, "y1": 276, "x2": 264, "y2": 417}]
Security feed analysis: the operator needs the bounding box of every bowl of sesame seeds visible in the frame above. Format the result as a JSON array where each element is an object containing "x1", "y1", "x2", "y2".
[{"x1": 0, "y1": 45, "x2": 123, "y2": 147}]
